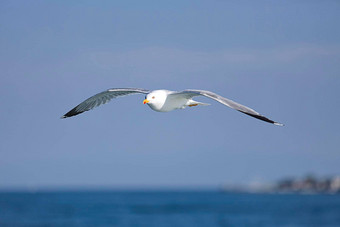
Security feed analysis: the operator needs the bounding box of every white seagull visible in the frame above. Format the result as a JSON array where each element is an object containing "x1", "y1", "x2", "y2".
[{"x1": 61, "y1": 88, "x2": 283, "y2": 126}]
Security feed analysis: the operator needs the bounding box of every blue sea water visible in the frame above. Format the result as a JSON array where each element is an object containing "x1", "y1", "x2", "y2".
[{"x1": 0, "y1": 191, "x2": 340, "y2": 226}]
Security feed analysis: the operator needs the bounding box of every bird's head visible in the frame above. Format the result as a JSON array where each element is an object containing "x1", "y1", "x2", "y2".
[{"x1": 143, "y1": 90, "x2": 167, "y2": 111}]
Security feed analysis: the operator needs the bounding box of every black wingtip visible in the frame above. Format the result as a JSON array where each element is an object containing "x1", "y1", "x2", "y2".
[
  {"x1": 239, "y1": 111, "x2": 284, "y2": 126},
  {"x1": 61, "y1": 107, "x2": 84, "y2": 119}
]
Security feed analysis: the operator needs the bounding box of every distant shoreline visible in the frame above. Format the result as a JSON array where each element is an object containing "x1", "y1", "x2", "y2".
[{"x1": 220, "y1": 175, "x2": 340, "y2": 195}]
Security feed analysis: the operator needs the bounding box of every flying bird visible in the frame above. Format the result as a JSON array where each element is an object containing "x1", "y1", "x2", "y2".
[{"x1": 61, "y1": 88, "x2": 283, "y2": 126}]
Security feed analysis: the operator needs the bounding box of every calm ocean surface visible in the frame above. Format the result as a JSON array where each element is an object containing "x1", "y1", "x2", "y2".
[{"x1": 0, "y1": 190, "x2": 339, "y2": 226}]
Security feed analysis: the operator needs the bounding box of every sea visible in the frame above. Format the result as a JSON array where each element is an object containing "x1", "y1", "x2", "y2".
[{"x1": 0, "y1": 190, "x2": 340, "y2": 226}]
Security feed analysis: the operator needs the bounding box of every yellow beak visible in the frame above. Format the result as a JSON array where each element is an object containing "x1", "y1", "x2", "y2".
[{"x1": 143, "y1": 99, "x2": 149, "y2": 104}]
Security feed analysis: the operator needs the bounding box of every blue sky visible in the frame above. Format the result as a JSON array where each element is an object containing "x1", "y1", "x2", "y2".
[{"x1": 1, "y1": 0, "x2": 340, "y2": 189}]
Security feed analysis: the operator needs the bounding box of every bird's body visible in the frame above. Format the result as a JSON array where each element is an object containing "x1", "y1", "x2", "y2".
[
  {"x1": 145, "y1": 90, "x2": 209, "y2": 112},
  {"x1": 62, "y1": 88, "x2": 283, "y2": 126}
]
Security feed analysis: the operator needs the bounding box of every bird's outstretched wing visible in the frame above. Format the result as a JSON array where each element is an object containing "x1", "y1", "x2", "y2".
[
  {"x1": 61, "y1": 88, "x2": 150, "y2": 118},
  {"x1": 171, "y1": 89, "x2": 283, "y2": 126}
]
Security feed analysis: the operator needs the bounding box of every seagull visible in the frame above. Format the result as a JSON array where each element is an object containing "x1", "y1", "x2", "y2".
[{"x1": 61, "y1": 88, "x2": 283, "y2": 126}]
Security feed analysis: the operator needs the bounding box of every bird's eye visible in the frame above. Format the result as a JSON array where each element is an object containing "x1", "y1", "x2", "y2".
[{"x1": 152, "y1": 96, "x2": 155, "y2": 99}]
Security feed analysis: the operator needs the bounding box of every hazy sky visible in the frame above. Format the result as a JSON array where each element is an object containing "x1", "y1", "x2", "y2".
[{"x1": 1, "y1": 0, "x2": 340, "y2": 189}]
